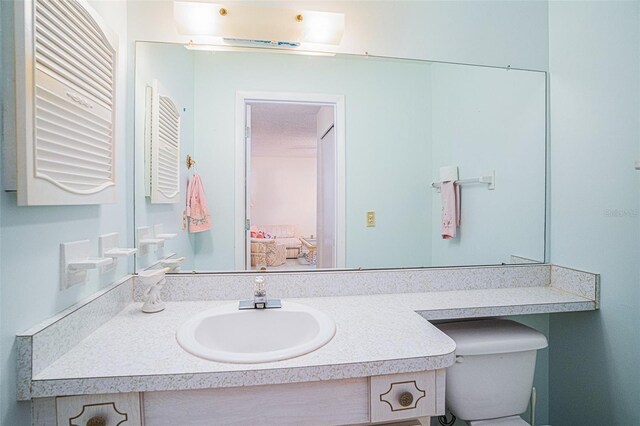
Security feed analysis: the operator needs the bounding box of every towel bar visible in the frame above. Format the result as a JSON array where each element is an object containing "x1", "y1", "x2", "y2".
[{"x1": 430, "y1": 170, "x2": 495, "y2": 191}]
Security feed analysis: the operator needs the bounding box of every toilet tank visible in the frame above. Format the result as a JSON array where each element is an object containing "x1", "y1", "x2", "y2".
[{"x1": 436, "y1": 320, "x2": 548, "y2": 422}]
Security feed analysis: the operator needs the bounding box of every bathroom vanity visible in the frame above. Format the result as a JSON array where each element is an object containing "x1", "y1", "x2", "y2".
[{"x1": 18, "y1": 264, "x2": 598, "y2": 426}]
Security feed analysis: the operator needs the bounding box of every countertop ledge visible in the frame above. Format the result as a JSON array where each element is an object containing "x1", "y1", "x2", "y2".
[{"x1": 26, "y1": 285, "x2": 595, "y2": 399}]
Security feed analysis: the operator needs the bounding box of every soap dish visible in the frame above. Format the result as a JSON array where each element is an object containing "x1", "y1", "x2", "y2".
[
  {"x1": 68, "y1": 257, "x2": 113, "y2": 271},
  {"x1": 156, "y1": 233, "x2": 177, "y2": 240},
  {"x1": 104, "y1": 248, "x2": 138, "y2": 257},
  {"x1": 138, "y1": 267, "x2": 171, "y2": 285},
  {"x1": 160, "y1": 256, "x2": 185, "y2": 270},
  {"x1": 61, "y1": 240, "x2": 114, "y2": 289},
  {"x1": 98, "y1": 232, "x2": 136, "y2": 273},
  {"x1": 139, "y1": 238, "x2": 165, "y2": 246}
]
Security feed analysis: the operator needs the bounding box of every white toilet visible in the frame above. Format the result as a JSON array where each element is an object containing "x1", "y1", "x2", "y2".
[{"x1": 436, "y1": 319, "x2": 548, "y2": 426}]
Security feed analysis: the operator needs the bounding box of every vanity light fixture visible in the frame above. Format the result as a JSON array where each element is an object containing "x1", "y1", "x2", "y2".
[
  {"x1": 184, "y1": 41, "x2": 336, "y2": 56},
  {"x1": 174, "y1": 1, "x2": 345, "y2": 46}
]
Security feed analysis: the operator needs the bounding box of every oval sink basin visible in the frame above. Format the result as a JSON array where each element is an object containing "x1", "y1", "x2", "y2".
[{"x1": 176, "y1": 301, "x2": 336, "y2": 363}]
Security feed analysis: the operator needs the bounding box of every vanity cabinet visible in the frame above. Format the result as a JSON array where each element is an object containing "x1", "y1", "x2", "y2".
[
  {"x1": 45, "y1": 370, "x2": 444, "y2": 426},
  {"x1": 144, "y1": 371, "x2": 444, "y2": 425}
]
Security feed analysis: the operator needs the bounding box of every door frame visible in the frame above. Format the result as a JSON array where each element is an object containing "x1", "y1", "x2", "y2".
[{"x1": 234, "y1": 91, "x2": 346, "y2": 270}]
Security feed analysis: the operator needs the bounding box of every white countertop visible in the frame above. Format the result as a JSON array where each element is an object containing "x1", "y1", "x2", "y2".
[{"x1": 29, "y1": 285, "x2": 594, "y2": 398}]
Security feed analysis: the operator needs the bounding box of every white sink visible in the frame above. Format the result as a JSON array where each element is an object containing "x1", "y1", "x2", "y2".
[{"x1": 176, "y1": 301, "x2": 336, "y2": 363}]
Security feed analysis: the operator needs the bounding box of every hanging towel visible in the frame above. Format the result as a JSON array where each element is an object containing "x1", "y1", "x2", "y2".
[
  {"x1": 186, "y1": 173, "x2": 211, "y2": 233},
  {"x1": 441, "y1": 181, "x2": 461, "y2": 239}
]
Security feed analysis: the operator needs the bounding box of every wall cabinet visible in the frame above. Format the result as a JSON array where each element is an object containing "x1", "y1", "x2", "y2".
[
  {"x1": 9, "y1": 0, "x2": 118, "y2": 205},
  {"x1": 144, "y1": 79, "x2": 181, "y2": 204}
]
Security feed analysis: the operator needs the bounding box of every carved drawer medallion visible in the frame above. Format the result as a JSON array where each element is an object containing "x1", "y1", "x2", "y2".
[
  {"x1": 370, "y1": 371, "x2": 438, "y2": 423},
  {"x1": 68, "y1": 402, "x2": 127, "y2": 426},
  {"x1": 379, "y1": 380, "x2": 426, "y2": 411},
  {"x1": 56, "y1": 393, "x2": 141, "y2": 426}
]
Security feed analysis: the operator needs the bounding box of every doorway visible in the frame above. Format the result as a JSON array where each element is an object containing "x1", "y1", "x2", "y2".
[{"x1": 234, "y1": 92, "x2": 346, "y2": 271}]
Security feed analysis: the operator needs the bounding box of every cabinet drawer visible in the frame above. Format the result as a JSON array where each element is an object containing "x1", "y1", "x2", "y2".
[
  {"x1": 370, "y1": 370, "x2": 444, "y2": 423},
  {"x1": 56, "y1": 393, "x2": 141, "y2": 426}
]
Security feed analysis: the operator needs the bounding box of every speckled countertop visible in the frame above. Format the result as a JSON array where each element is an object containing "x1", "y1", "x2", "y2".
[{"x1": 29, "y1": 285, "x2": 594, "y2": 398}]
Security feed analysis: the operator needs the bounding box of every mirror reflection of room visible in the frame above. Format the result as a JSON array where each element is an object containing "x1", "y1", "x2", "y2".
[
  {"x1": 248, "y1": 102, "x2": 337, "y2": 271},
  {"x1": 134, "y1": 43, "x2": 546, "y2": 273}
]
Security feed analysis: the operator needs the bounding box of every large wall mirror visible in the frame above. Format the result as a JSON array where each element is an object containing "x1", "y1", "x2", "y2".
[{"x1": 134, "y1": 41, "x2": 546, "y2": 273}]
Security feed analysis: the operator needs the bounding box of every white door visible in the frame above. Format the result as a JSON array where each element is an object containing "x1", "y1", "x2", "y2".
[
  {"x1": 316, "y1": 107, "x2": 336, "y2": 269},
  {"x1": 245, "y1": 104, "x2": 252, "y2": 270}
]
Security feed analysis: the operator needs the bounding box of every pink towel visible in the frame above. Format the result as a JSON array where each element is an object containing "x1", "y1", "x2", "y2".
[
  {"x1": 441, "y1": 181, "x2": 460, "y2": 239},
  {"x1": 186, "y1": 173, "x2": 211, "y2": 233}
]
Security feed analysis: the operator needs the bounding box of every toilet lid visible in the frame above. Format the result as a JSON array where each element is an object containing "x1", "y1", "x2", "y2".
[{"x1": 436, "y1": 319, "x2": 548, "y2": 355}]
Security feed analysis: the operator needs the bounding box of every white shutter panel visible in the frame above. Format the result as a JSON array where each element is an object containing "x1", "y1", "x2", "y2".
[
  {"x1": 15, "y1": 0, "x2": 117, "y2": 205},
  {"x1": 145, "y1": 80, "x2": 181, "y2": 204}
]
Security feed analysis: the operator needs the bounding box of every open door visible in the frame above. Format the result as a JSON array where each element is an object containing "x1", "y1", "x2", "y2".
[
  {"x1": 316, "y1": 106, "x2": 336, "y2": 269},
  {"x1": 235, "y1": 93, "x2": 343, "y2": 271},
  {"x1": 245, "y1": 104, "x2": 252, "y2": 270}
]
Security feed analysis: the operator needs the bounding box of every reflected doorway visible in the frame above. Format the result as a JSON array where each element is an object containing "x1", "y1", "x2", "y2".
[{"x1": 242, "y1": 97, "x2": 340, "y2": 271}]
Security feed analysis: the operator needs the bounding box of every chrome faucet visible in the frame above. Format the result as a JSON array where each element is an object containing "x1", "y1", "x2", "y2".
[{"x1": 239, "y1": 276, "x2": 282, "y2": 310}]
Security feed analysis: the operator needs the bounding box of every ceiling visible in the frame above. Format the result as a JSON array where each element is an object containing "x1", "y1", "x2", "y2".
[{"x1": 250, "y1": 102, "x2": 322, "y2": 158}]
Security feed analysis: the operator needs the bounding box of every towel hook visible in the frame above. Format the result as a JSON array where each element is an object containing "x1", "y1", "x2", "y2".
[{"x1": 186, "y1": 154, "x2": 196, "y2": 170}]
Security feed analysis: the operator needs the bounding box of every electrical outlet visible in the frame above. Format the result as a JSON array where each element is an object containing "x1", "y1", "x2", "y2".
[{"x1": 366, "y1": 211, "x2": 376, "y2": 227}]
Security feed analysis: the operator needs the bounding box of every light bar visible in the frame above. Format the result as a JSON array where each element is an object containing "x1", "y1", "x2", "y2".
[
  {"x1": 184, "y1": 42, "x2": 336, "y2": 57},
  {"x1": 174, "y1": 2, "x2": 345, "y2": 45}
]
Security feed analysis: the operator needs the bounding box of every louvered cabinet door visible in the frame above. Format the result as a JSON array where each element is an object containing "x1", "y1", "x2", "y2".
[
  {"x1": 146, "y1": 80, "x2": 181, "y2": 204},
  {"x1": 15, "y1": 0, "x2": 117, "y2": 205}
]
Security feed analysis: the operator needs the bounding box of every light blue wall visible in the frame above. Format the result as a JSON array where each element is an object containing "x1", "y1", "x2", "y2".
[
  {"x1": 548, "y1": 1, "x2": 640, "y2": 424},
  {"x1": 134, "y1": 42, "x2": 196, "y2": 271},
  {"x1": 190, "y1": 53, "x2": 433, "y2": 270},
  {"x1": 513, "y1": 315, "x2": 550, "y2": 425},
  {"x1": 0, "y1": 1, "x2": 571, "y2": 424},
  {"x1": 429, "y1": 64, "x2": 547, "y2": 266},
  {"x1": 0, "y1": 1, "x2": 131, "y2": 424}
]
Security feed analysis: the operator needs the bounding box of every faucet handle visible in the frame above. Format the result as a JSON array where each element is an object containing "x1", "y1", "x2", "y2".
[
  {"x1": 254, "y1": 276, "x2": 266, "y2": 297},
  {"x1": 238, "y1": 276, "x2": 281, "y2": 310}
]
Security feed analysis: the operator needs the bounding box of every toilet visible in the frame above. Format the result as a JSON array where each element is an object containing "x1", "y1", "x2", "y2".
[{"x1": 436, "y1": 319, "x2": 548, "y2": 426}]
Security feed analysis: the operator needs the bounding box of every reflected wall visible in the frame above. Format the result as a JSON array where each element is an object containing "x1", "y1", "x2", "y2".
[{"x1": 134, "y1": 43, "x2": 546, "y2": 272}]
